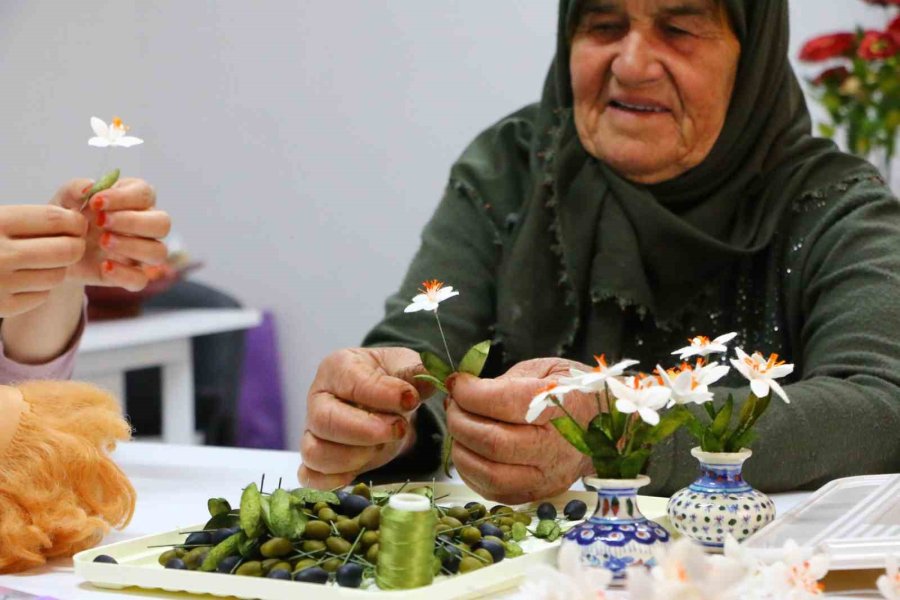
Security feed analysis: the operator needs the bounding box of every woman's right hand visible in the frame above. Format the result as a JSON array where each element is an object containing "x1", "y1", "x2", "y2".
[
  {"x1": 0, "y1": 205, "x2": 86, "y2": 318},
  {"x1": 298, "y1": 347, "x2": 435, "y2": 489}
]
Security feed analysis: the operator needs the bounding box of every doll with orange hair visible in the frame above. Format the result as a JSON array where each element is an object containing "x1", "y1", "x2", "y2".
[{"x1": 0, "y1": 381, "x2": 136, "y2": 573}]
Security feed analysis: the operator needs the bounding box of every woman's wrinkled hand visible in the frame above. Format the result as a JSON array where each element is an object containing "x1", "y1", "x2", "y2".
[
  {"x1": 53, "y1": 178, "x2": 171, "y2": 291},
  {"x1": 447, "y1": 357, "x2": 604, "y2": 504},
  {"x1": 298, "y1": 347, "x2": 435, "y2": 489}
]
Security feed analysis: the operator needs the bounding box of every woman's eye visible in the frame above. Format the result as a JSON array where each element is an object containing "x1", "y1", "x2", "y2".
[
  {"x1": 590, "y1": 22, "x2": 626, "y2": 35},
  {"x1": 663, "y1": 24, "x2": 691, "y2": 37}
]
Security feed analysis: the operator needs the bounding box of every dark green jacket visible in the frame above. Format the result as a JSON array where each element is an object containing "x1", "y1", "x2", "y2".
[{"x1": 364, "y1": 105, "x2": 900, "y2": 495}]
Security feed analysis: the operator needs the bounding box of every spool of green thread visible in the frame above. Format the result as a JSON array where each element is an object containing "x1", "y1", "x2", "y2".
[{"x1": 376, "y1": 493, "x2": 436, "y2": 590}]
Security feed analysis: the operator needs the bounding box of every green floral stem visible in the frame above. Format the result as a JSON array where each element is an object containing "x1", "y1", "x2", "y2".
[
  {"x1": 623, "y1": 413, "x2": 639, "y2": 456},
  {"x1": 433, "y1": 312, "x2": 455, "y2": 371}
]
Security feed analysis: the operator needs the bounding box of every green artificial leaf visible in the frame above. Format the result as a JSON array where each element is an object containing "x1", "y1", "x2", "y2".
[
  {"x1": 584, "y1": 428, "x2": 618, "y2": 459},
  {"x1": 751, "y1": 393, "x2": 772, "y2": 422},
  {"x1": 203, "y1": 511, "x2": 239, "y2": 531},
  {"x1": 239, "y1": 482, "x2": 264, "y2": 539},
  {"x1": 645, "y1": 407, "x2": 692, "y2": 445},
  {"x1": 620, "y1": 449, "x2": 651, "y2": 479},
  {"x1": 710, "y1": 396, "x2": 734, "y2": 438},
  {"x1": 701, "y1": 428, "x2": 724, "y2": 453},
  {"x1": 735, "y1": 393, "x2": 757, "y2": 431},
  {"x1": 458, "y1": 341, "x2": 490, "y2": 376},
  {"x1": 289, "y1": 488, "x2": 340, "y2": 505},
  {"x1": 441, "y1": 435, "x2": 454, "y2": 477},
  {"x1": 593, "y1": 457, "x2": 620, "y2": 479},
  {"x1": 589, "y1": 412, "x2": 614, "y2": 440},
  {"x1": 550, "y1": 416, "x2": 590, "y2": 455},
  {"x1": 414, "y1": 373, "x2": 448, "y2": 394},
  {"x1": 207, "y1": 497, "x2": 231, "y2": 518},
  {"x1": 420, "y1": 351, "x2": 452, "y2": 381},
  {"x1": 685, "y1": 415, "x2": 705, "y2": 442},
  {"x1": 534, "y1": 519, "x2": 561, "y2": 541},
  {"x1": 199, "y1": 532, "x2": 242, "y2": 572},
  {"x1": 83, "y1": 168, "x2": 120, "y2": 200},
  {"x1": 503, "y1": 540, "x2": 525, "y2": 558},
  {"x1": 259, "y1": 494, "x2": 273, "y2": 533},
  {"x1": 268, "y1": 488, "x2": 294, "y2": 538},
  {"x1": 511, "y1": 522, "x2": 528, "y2": 542},
  {"x1": 726, "y1": 429, "x2": 758, "y2": 453},
  {"x1": 238, "y1": 532, "x2": 259, "y2": 558}
]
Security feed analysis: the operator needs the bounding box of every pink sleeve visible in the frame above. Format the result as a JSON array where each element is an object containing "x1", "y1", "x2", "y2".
[{"x1": 0, "y1": 299, "x2": 87, "y2": 383}]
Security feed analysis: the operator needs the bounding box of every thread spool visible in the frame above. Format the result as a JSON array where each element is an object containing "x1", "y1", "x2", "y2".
[{"x1": 376, "y1": 493, "x2": 436, "y2": 590}]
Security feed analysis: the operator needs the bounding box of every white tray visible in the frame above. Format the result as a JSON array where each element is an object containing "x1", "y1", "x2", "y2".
[
  {"x1": 74, "y1": 482, "x2": 669, "y2": 600},
  {"x1": 743, "y1": 474, "x2": 900, "y2": 570}
]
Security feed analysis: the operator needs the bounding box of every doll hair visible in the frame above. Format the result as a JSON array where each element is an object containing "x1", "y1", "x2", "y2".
[{"x1": 0, "y1": 381, "x2": 136, "y2": 573}]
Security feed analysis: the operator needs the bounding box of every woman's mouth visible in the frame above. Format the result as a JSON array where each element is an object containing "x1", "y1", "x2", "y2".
[{"x1": 608, "y1": 98, "x2": 671, "y2": 114}]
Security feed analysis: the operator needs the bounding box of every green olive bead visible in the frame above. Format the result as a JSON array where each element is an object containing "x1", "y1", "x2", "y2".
[
  {"x1": 304, "y1": 520, "x2": 332, "y2": 540},
  {"x1": 490, "y1": 505, "x2": 513, "y2": 516},
  {"x1": 261, "y1": 558, "x2": 280, "y2": 573},
  {"x1": 446, "y1": 506, "x2": 470, "y2": 523},
  {"x1": 513, "y1": 512, "x2": 533, "y2": 525},
  {"x1": 260, "y1": 537, "x2": 293, "y2": 558},
  {"x1": 318, "y1": 507, "x2": 338, "y2": 523},
  {"x1": 183, "y1": 547, "x2": 209, "y2": 570},
  {"x1": 312, "y1": 501, "x2": 330, "y2": 513},
  {"x1": 440, "y1": 516, "x2": 464, "y2": 530},
  {"x1": 236, "y1": 561, "x2": 263, "y2": 577},
  {"x1": 459, "y1": 556, "x2": 484, "y2": 573},
  {"x1": 158, "y1": 549, "x2": 179, "y2": 566},
  {"x1": 271, "y1": 561, "x2": 291, "y2": 573},
  {"x1": 337, "y1": 518, "x2": 361, "y2": 541},
  {"x1": 322, "y1": 557, "x2": 342, "y2": 573},
  {"x1": 292, "y1": 558, "x2": 318, "y2": 573},
  {"x1": 498, "y1": 517, "x2": 516, "y2": 528},
  {"x1": 325, "y1": 536, "x2": 352, "y2": 555},
  {"x1": 335, "y1": 514, "x2": 350, "y2": 523},
  {"x1": 351, "y1": 482, "x2": 371, "y2": 500},
  {"x1": 460, "y1": 526, "x2": 482, "y2": 545},
  {"x1": 434, "y1": 523, "x2": 452, "y2": 537},
  {"x1": 360, "y1": 530, "x2": 379, "y2": 548},
  {"x1": 473, "y1": 548, "x2": 494, "y2": 565},
  {"x1": 358, "y1": 505, "x2": 381, "y2": 531},
  {"x1": 301, "y1": 540, "x2": 326, "y2": 556},
  {"x1": 365, "y1": 543, "x2": 379, "y2": 563}
]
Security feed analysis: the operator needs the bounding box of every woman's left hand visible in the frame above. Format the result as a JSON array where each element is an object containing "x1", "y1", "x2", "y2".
[
  {"x1": 446, "y1": 357, "x2": 601, "y2": 504},
  {"x1": 53, "y1": 178, "x2": 171, "y2": 291}
]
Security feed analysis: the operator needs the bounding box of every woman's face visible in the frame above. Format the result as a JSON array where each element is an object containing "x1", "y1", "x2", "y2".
[{"x1": 570, "y1": 0, "x2": 740, "y2": 184}]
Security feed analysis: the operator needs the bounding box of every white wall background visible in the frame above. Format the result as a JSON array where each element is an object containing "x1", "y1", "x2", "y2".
[{"x1": 0, "y1": 1, "x2": 894, "y2": 452}]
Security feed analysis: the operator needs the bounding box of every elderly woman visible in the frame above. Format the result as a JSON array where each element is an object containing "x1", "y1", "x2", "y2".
[{"x1": 300, "y1": 0, "x2": 900, "y2": 502}]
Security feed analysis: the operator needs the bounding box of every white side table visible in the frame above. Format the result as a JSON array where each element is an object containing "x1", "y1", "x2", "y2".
[{"x1": 75, "y1": 308, "x2": 262, "y2": 445}]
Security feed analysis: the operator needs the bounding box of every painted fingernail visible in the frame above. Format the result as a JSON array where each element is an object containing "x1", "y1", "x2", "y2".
[
  {"x1": 445, "y1": 373, "x2": 458, "y2": 394},
  {"x1": 96, "y1": 211, "x2": 107, "y2": 227},
  {"x1": 102, "y1": 260, "x2": 115, "y2": 274},
  {"x1": 91, "y1": 195, "x2": 106, "y2": 211},
  {"x1": 81, "y1": 183, "x2": 93, "y2": 195},
  {"x1": 401, "y1": 390, "x2": 419, "y2": 411},
  {"x1": 100, "y1": 232, "x2": 113, "y2": 249},
  {"x1": 392, "y1": 420, "x2": 407, "y2": 440}
]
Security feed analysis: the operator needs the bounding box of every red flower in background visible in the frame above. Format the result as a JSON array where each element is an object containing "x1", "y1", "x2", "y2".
[
  {"x1": 889, "y1": 15, "x2": 900, "y2": 46},
  {"x1": 813, "y1": 66, "x2": 851, "y2": 86},
  {"x1": 799, "y1": 33, "x2": 856, "y2": 61},
  {"x1": 858, "y1": 30, "x2": 898, "y2": 60}
]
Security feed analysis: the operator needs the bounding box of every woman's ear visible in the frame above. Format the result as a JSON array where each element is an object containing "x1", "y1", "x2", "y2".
[{"x1": 0, "y1": 386, "x2": 25, "y2": 456}]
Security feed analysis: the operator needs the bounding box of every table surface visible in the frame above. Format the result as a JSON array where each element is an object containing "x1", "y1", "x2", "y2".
[
  {"x1": 80, "y1": 309, "x2": 263, "y2": 353},
  {"x1": 0, "y1": 443, "x2": 877, "y2": 600}
]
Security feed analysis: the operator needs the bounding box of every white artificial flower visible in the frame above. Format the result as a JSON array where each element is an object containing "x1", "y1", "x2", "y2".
[
  {"x1": 656, "y1": 360, "x2": 730, "y2": 406},
  {"x1": 509, "y1": 542, "x2": 611, "y2": 600},
  {"x1": 730, "y1": 348, "x2": 794, "y2": 403},
  {"x1": 88, "y1": 116, "x2": 144, "y2": 147},
  {"x1": 732, "y1": 539, "x2": 828, "y2": 600},
  {"x1": 672, "y1": 332, "x2": 738, "y2": 360},
  {"x1": 606, "y1": 375, "x2": 671, "y2": 426},
  {"x1": 525, "y1": 382, "x2": 579, "y2": 423},
  {"x1": 560, "y1": 354, "x2": 640, "y2": 393},
  {"x1": 877, "y1": 554, "x2": 900, "y2": 600},
  {"x1": 403, "y1": 279, "x2": 459, "y2": 313},
  {"x1": 627, "y1": 537, "x2": 749, "y2": 600}
]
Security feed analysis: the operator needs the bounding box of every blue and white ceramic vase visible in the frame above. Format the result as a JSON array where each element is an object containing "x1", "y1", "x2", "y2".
[
  {"x1": 667, "y1": 447, "x2": 775, "y2": 549},
  {"x1": 562, "y1": 475, "x2": 671, "y2": 582}
]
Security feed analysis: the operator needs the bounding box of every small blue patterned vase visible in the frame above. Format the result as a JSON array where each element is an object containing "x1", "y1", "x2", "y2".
[
  {"x1": 561, "y1": 475, "x2": 670, "y2": 582},
  {"x1": 667, "y1": 447, "x2": 775, "y2": 549}
]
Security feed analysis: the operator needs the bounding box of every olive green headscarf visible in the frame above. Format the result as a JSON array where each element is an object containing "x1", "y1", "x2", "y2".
[{"x1": 496, "y1": 0, "x2": 880, "y2": 360}]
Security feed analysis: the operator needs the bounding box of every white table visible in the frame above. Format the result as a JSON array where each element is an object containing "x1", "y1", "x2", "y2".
[
  {"x1": 1, "y1": 443, "x2": 869, "y2": 600},
  {"x1": 74, "y1": 309, "x2": 262, "y2": 445}
]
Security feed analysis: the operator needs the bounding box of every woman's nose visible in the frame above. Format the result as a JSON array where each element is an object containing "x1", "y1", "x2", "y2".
[{"x1": 610, "y1": 31, "x2": 665, "y2": 86}]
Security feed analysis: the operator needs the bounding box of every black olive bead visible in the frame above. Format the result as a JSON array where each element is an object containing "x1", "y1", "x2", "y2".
[
  {"x1": 294, "y1": 566, "x2": 330, "y2": 584},
  {"x1": 339, "y1": 494, "x2": 371, "y2": 517},
  {"x1": 564, "y1": 499, "x2": 588, "y2": 520},
  {"x1": 335, "y1": 563, "x2": 364, "y2": 588},
  {"x1": 185, "y1": 531, "x2": 212, "y2": 546},
  {"x1": 165, "y1": 558, "x2": 187, "y2": 570},
  {"x1": 267, "y1": 569, "x2": 292, "y2": 580},
  {"x1": 478, "y1": 523, "x2": 503, "y2": 539},
  {"x1": 475, "y1": 539, "x2": 505, "y2": 563},
  {"x1": 211, "y1": 528, "x2": 235, "y2": 545},
  {"x1": 440, "y1": 544, "x2": 462, "y2": 574},
  {"x1": 93, "y1": 554, "x2": 117, "y2": 564},
  {"x1": 536, "y1": 502, "x2": 557, "y2": 521},
  {"x1": 216, "y1": 555, "x2": 241, "y2": 573}
]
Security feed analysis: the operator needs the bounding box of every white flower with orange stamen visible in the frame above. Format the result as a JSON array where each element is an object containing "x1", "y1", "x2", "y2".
[
  {"x1": 510, "y1": 542, "x2": 611, "y2": 600},
  {"x1": 526, "y1": 381, "x2": 579, "y2": 423},
  {"x1": 735, "y1": 540, "x2": 829, "y2": 600},
  {"x1": 560, "y1": 354, "x2": 640, "y2": 393},
  {"x1": 672, "y1": 332, "x2": 738, "y2": 360},
  {"x1": 403, "y1": 279, "x2": 459, "y2": 313},
  {"x1": 730, "y1": 348, "x2": 794, "y2": 402},
  {"x1": 656, "y1": 360, "x2": 730, "y2": 406},
  {"x1": 88, "y1": 116, "x2": 144, "y2": 148},
  {"x1": 877, "y1": 554, "x2": 900, "y2": 600},
  {"x1": 606, "y1": 375, "x2": 671, "y2": 426}
]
